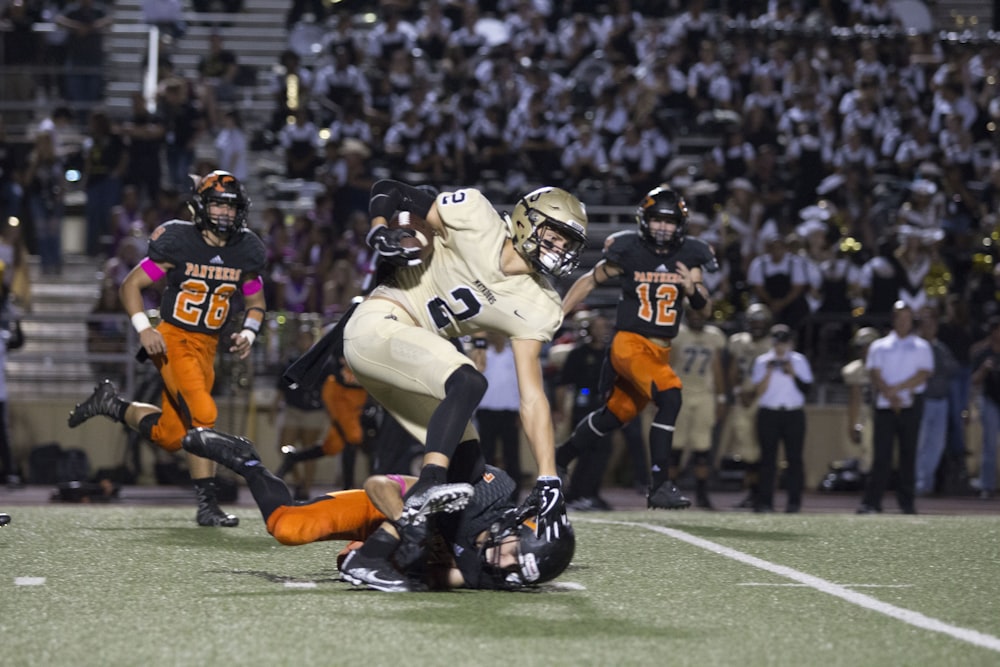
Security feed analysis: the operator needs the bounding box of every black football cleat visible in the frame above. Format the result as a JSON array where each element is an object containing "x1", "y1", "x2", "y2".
[
  {"x1": 647, "y1": 482, "x2": 692, "y2": 510},
  {"x1": 196, "y1": 501, "x2": 240, "y2": 527},
  {"x1": 0, "y1": 513, "x2": 10, "y2": 527},
  {"x1": 182, "y1": 428, "x2": 261, "y2": 472},
  {"x1": 68, "y1": 379, "x2": 123, "y2": 428},
  {"x1": 340, "y1": 549, "x2": 410, "y2": 592},
  {"x1": 399, "y1": 482, "x2": 474, "y2": 525}
]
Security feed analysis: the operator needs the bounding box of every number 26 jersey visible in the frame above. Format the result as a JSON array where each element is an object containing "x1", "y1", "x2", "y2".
[
  {"x1": 148, "y1": 220, "x2": 267, "y2": 335},
  {"x1": 604, "y1": 231, "x2": 718, "y2": 339}
]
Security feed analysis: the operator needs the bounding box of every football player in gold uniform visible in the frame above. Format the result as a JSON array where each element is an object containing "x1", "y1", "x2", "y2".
[
  {"x1": 338, "y1": 180, "x2": 586, "y2": 585},
  {"x1": 719, "y1": 303, "x2": 772, "y2": 507},
  {"x1": 671, "y1": 308, "x2": 727, "y2": 508}
]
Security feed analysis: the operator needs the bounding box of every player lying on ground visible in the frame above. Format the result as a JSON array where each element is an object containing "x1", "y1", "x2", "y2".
[{"x1": 182, "y1": 427, "x2": 575, "y2": 592}]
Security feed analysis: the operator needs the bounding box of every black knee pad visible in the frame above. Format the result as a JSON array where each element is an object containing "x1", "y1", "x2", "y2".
[
  {"x1": 653, "y1": 387, "x2": 682, "y2": 424},
  {"x1": 445, "y1": 364, "x2": 488, "y2": 403},
  {"x1": 580, "y1": 408, "x2": 624, "y2": 437}
]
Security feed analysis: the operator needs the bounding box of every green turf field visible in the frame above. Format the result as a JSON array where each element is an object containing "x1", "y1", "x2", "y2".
[{"x1": 2, "y1": 506, "x2": 998, "y2": 667}]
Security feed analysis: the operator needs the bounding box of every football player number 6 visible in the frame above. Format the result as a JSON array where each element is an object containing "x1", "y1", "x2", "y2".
[
  {"x1": 636, "y1": 283, "x2": 679, "y2": 326},
  {"x1": 174, "y1": 278, "x2": 236, "y2": 329}
]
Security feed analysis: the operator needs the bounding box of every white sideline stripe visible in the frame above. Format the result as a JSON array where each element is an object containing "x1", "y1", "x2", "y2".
[
  {"x1": 594, "y1": 520, "x2": 1000, "y2": 654},
  {"x1": 738, "y1": 583, "x2": 914, "y2": 588},
  {"x1": 283, "y1": 581, "x2": 317, "y2": 589},
  {"x1": 14, "y1": 577, "x2": 46, "y2": 586}
]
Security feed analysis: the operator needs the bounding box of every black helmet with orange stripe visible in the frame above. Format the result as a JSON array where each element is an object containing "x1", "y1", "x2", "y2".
[
  {"x1": 190, "y1": 170, "x2": 250, "y2": 240},
  {"x1": 480, "y1": 510, "x2": 575, "y2": 589},
  {"x1": 636, "y1": 185, "x2": 689, "y2": 249}
]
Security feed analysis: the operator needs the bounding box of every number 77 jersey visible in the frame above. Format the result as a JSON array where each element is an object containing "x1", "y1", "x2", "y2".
[
  {"x1": 148, "y1": 220, "x2": 267, "y2": 334},
  {"x1": 603, "y1": 230, "x2": 718, "y2": 339}
]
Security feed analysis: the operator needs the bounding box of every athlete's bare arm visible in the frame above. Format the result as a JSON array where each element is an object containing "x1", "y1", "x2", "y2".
[
  {"x1": 120, "y1": 260, "x2": 171, "y2": 356},
  {"x1": 511, "y1": 337, "x2": 557, "y2": 477},
  {"x1": 561, "y1": 259, "x2": 623, "y2": 314}
]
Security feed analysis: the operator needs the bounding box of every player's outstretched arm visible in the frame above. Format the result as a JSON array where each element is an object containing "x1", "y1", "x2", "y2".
[
  {"x1": 511, "y1": 338, "x2": 556, "y2": 476},
  {"x1": 561, "y1": 260, "x2": 621, "y2": 314}
]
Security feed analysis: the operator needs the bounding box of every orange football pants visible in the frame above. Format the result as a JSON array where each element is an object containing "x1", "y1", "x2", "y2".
[
  {"x1": 606, "y1": 330, "x2": 682, "y2": 424},
  {"x1": 266, "y1": 489, "x2": 387, "y2": 546},
  {"x1": 320, "y1": 375, "x2": 369, "y2": 456},
  {"x1": 150, "y1": 322, "x2": 219, "y2": 451}
]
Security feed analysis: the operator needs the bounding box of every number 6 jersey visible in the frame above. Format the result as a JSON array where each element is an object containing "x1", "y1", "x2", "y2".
[
  {"x1": 148, "y1": 220, "x2": 267, "y2": 334},
  {"x1": 603, "y1": 230, "x2": 718, "y2": 339}
]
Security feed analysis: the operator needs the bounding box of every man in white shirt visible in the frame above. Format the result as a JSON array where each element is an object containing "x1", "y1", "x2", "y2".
[
  {"x1": 858, "y1": 301, "x2": 934, "y2": 514},
  {"x1": 750, "y1": 324, "x2": 813, "y2": 513}
]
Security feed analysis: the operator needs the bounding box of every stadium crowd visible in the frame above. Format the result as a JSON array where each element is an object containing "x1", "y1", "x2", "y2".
[{"x1": 1, "y1": 0, "x2": 1000, "y2": 497}]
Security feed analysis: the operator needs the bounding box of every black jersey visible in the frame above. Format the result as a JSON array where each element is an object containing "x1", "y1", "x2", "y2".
[
  {"x1": 604, "y1": 231, "x2": 718, "y2": 339},
  {"x1": 429, "y1": 465, "x2": 517, "y2": 590},
  {"x1": 148, "y1": 220, "x2": 267, "y2": 335}
]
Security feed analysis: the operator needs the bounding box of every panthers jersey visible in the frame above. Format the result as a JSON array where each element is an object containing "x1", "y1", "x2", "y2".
[
  {"x1": 373, "y1": 189, "x2": 562, "y2": 342},
  {"x1": 672, "y1": 323, "x2": 727, "y2": 395},
  {"x1": 727, "y1": 331, "x2": 771, "y2": 395},
  {"x1": 604, "y1": 231, "x2": 718, "y2": 339},
  {"x1": 431, "y1": 465, "x2": 517, "y2": 589},
  {"x1": 148, "y1": 220, "x2": 266, "y2": 335}
]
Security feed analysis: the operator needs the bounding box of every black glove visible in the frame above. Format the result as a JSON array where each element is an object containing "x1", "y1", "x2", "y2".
[
  {"x1": 366, "y1": 225, "x2": 421, "y2": 266},
  {"x1": 518, "y1": 476, "x2": 569, "y2": 542}
]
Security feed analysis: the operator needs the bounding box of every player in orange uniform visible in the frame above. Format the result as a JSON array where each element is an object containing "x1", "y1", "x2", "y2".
[
  {"x1": 182, "y1": 426, "x2": 575, "y2": 592},
  {"x1": 276, "y1": 356, "x2": 369, "y2": 492},
  {"x1": 557, "y1": 185, "x2": 718, "y2": 510},
  {"x1": 68, "y1": 171, "x2": 267, "y2": 526}
]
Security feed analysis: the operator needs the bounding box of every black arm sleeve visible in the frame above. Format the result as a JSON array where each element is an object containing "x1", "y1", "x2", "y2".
[{"x1": 369, "y1": 179, "x2": 436, "y2": 220}]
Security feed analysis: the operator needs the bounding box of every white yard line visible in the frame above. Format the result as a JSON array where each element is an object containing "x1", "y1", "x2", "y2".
[{"x1": 590, "y1": 519, "x2": 1000, "y2": 653}]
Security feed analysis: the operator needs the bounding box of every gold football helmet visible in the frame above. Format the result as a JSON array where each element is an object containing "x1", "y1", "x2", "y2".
[{"x1": 507, "y1": 187, "x2": 588, "y2": 277}]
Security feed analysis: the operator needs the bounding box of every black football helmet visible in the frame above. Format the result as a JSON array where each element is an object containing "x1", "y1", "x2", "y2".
[
  {"x1": 636, "y1": 185, "x2": 688, "y2": 249},
  {"x1": 480, "y1": 510, "x2": 575, "y2": 589},
  {"x1": 190, "y1": 170, "x2": 250, "y2": 241}
]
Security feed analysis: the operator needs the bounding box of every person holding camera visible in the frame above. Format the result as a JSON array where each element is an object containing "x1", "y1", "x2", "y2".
[{"x1": 749, "y1": 323, "x2": 814, "y2": 513}]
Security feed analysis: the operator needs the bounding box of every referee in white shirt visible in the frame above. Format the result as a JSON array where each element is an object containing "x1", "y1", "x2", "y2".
[
  {"x1": 750, "y1": 324, "x2": 814, "y2": 513},
  {"x1": 858, "y1": 301, "x2": 933, "y2": 514}
]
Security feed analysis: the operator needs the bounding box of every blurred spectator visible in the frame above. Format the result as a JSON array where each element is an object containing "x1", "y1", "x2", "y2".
[
  {"x1": 285, "y1": 0, "x2": 326, "y2": 30},
  {"x1": 747, "y1": 231, "x2": 810, "y2": 331},
  {"x1": 81, "y1": 109, "x2": 127, "y2": 257},
  {"x1": 0, "y1": 287, "x2": 24, "y2": 487},
  {"x1": 214, "y1": 108, "x2": 248, "y2": 181},
  {"x1": 55, "y1": 0, "x2": 113, "y2": 121},
  {"x1": 278, "y1": 108, "x2": 321, "y2": 179},
  {"x1": 158, "y1": 77, "x2": 203, "y2": 191},
  {"x1": 197, "y1": 31, "x2": 240, "y2": 129},
  {"x1": 0, "y1": 0, "x2": 42, "y2": 128},
  {"x1": 86, "y1": 276, "x2": 128, "y2": 386},
  {"x1": 971, "y1": 317, "x2": 1000, "y2": 500},
  {"x1": 915, "y1": 305, "x2": 959, "y2": 496},
  {"x1": 24, "y1": 131, "x2": 65, "y2": 275},
  {"x1": 121, "y1": 93, "x2": 166, "y2": 205},
  {"x1": 269, "y1": 50, "x2": 313, "y2": 133}
]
